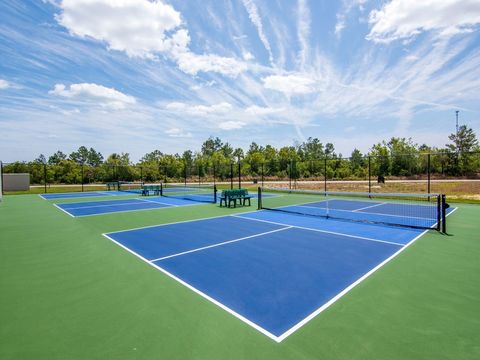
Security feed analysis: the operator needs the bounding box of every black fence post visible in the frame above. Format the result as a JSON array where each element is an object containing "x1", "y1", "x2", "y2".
[
  {"x1": 81, "y1": 163, "x2": 84, "y2": 192},
  {"x1": 289, "y1": 160, "x2": 292, "y2": 190},
  {"x1": 183, "y1": 164, "x2": 187, "y2": 186},
  {"x1": 43, "y1": 163, "x2": 47, "y2": 193},
  {"x1": 368, "y1": 156, "x2": 371, "y2": 194},
  {"x1": 230, "y1": 163, "x2": 233, "y2": 190},
  {"x1": 427, "y1": 153, "x2": 431, "y2": 196},
  {"x1": 198, "y1": 164, "x2": 201, "y2": 186},
  {"x1": 238, "y1": 160, "x2": 241, "y2": 189},
  {"x1": 140, "y1": 166, "x2": 143, "y2": 183},
  {"x1": 261, "y1": 163, "x2": 264, "y2": 187},
  {"x1": 213, "y1": 164, "x2": 216, "y2": 187},
  {"x1": 324, "y1": 157, "x2": 327, "y2": 192}
]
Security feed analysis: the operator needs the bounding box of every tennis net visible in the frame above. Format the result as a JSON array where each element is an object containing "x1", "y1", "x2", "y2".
[
  {"x1": 161, "y1": 183, "x2": 217, "y2": 203},
  {"x1": 117, "y1": 181, "x2": 144, "y2": 194},
  {"x1": 258, "y1": 187, "x2": 447, "y2": 232}
]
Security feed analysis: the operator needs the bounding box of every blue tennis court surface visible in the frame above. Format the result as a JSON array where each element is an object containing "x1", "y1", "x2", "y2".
[
  {"x1": 104, "y1": 209, "x2": 446, "y2": 342},
  {"x1": 40, "y1": 190, "x2": 128, "y2": 200},
  {"x1": 55, "y1": 197, "x2": 203, "y2": 217}
]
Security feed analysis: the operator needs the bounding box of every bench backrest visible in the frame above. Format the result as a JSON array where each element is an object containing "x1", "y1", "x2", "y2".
[{"x1": 221, "y1": 189, "x2": 249, "y2": 197}]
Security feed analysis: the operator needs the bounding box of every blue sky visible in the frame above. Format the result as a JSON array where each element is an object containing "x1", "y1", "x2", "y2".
[{"x1": 0, "y1": 0, "x2": 479, "y2": 162}]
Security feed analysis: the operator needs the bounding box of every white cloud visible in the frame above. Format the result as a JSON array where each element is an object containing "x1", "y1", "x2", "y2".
[
  {"x1": 297, "y1": 0, "x2": 310, "y2": 68},
  {"x1": 56, "y1": 0, "x2": 247, "y2": 76},
  {"x1": 335, "y1": 0, "x2": 367, "y2": 37},
  {"x1": 49, "y1": 83, "x2": 136, "y2": 109},
  {"x1": 262, "y1": 74, "x2": 316, "y2": 95},
  {"x1": 367, "y1": 0, "x2": 480, "y2": 43},
  {"x1": 243, "y1": 51, "x2": 254, "y2": 61},
  {"x1": 56, "y1": 0, "x2": 182, "y2": 59},
  {"x1": 189, "y1": 80, "x2": 217, "y2": 91},
  {"x1": 165, "y1": 128, "x2": 192, "y2": 138},
  {"x1": 218, "y1": 121, "x2": 245, "y2": 130},
  {"x1": 242, "y1": 0, "x2": 274, "y2": 64},
  {"x1": 245, "y1": 105, "x2": 284, "y2": 115},
  {"x1": 174, "y1": 52, "x2": 247, "y2": 77},
  {"x1": 0, "y1": 79, "x2": 10, "y2": 89},
  {"x1": 165, "y1": 102, "x2": 232, "y2": 116}
]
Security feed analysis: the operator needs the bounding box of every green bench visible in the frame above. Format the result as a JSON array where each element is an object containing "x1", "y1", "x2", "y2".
[
  {"x1": 142, "y1": 185, "x2": 161, "y2": 196},
  {"x1": 219, "y1": 189, "x2": 252, "y2": 208}
]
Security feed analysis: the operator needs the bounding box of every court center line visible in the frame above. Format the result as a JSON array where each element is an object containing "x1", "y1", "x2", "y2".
[
  {"x1": 352, "y1": 202, "x2": 386, "y2": 212},
  {"x1": 149, "y1": 226, "x2": 293, "y2": 262},
  {"x1": 102, "y1": 233, "x2": 282, "y2": 342},
  {"x1": 136, "y1": 198, "x2": 179, "y2": 207},
  {"x1": 231, "y1": 214, "x2": 404, "y2": 247}
]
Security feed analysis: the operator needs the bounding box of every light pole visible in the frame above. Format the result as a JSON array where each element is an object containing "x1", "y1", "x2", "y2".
[{"x1": 455, "y1": 110, "x2": 459, "y2": 138}]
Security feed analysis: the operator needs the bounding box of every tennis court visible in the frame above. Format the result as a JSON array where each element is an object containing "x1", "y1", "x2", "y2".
[
  {"x1": 40, "y1": 190, "x2": 126, "y2": 200},
  {"x1": 55, "y1": 196, "x2": 206, "y2": 217},
  {"x1": 104, "y1": 193, "x2": 456, "y2": 342}
]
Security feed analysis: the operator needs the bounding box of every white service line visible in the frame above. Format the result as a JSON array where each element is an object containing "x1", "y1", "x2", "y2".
[
  {"x1": 232, "y1": 214, "x2": 403, "y2": 247},
  {"x1": 149, "y1": 226, "x2": 292, "y2": 262},
  {"x1": 60, "y1": 200, "x2": 147, "y2": 210},
  {"x1": 352, "y1": 202, "x2": 386, "y2": 212},
  {"x1": 102, "y1": 233, "x2": 282, "y2": 342},
  {"x1": 136, "y1": 198, "x2": 179, "y2": 207}
]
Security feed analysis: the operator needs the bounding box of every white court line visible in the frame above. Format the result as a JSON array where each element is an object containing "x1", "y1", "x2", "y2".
[
  {"x1": 136, "y1": 198, "x2": 180, "y2": 207},
  {"x1": 57, "y1": 203, "x2": 175, "y2": 218},
  {"x1": 277, "y1": 205, "x2": 459, "y2": 341},
  {"x1": 105, "y1": 210, "x2": 259, "y2": 235},
  {"x1": 102, "y1": 233, "x2": 282, "y2": 342},
  {"x1": 60, "y1": 199, "x2": 148, "y2": 210},
  {"x1": 352, "y1": 202, "x2": 386, "y2": 212},
  {"x1": 232, "y1": 214, "x2": 403, "y2": 247},
  {"x1": 102, "y1": 206, "x2": 459, "y2": 343},
  {"x1": 53, "y1": 203, "x2": 75, "y2": 218},
  {"x1": 289, "y1": 204, "x2": 435, "y2": 221},
  {"x1": 149, "y1": 226, "x2": 292, "y2": 262}
]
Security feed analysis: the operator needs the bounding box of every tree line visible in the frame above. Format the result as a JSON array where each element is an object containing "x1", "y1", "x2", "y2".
[{"x1": 3, "y1": 126, "x2": 479, "y2": 185}]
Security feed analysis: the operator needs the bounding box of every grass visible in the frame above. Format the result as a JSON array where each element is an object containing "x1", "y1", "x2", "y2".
[{"x1": 0, "y1": 194, "x2": 479, "y2": 359}]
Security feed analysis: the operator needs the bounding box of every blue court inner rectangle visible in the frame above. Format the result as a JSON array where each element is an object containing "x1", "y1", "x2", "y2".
[{"x1": 104, "y1": 213, "x2": 425, "y2": 341}]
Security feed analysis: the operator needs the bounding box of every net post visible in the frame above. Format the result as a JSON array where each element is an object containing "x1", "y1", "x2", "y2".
[
  {"x1": 213, "y1": 185, "x2": 217, "y2": 203},
  {"x1": 436, "y1": 195, "x2": 441, "y2": 231},
  {"x1": 160, "y1": 183, "x2": 164, "y2": 197},
  {"x1": 442, "y1": 194, "x2": 447, "y2": 233},
  {"x1": 140, "y1": 166, "x2": 143, "y2": 183},
  {"x1": 257, "y1": 187, "x2": 262, "y2": 210}
]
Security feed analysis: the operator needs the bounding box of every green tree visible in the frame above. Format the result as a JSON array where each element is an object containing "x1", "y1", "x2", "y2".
[{"x1": 48, "y1": 151, "x2": 67, "y2": 165}]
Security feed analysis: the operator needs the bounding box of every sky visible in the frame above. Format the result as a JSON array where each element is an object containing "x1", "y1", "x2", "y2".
[{"x1": 0, "y1": 0, "x2": 479, "y2": 162}]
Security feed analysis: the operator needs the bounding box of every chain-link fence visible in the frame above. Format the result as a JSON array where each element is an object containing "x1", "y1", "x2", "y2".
[{"x1": 2, "y1": 152, "x2": 480, "y2": 200}]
